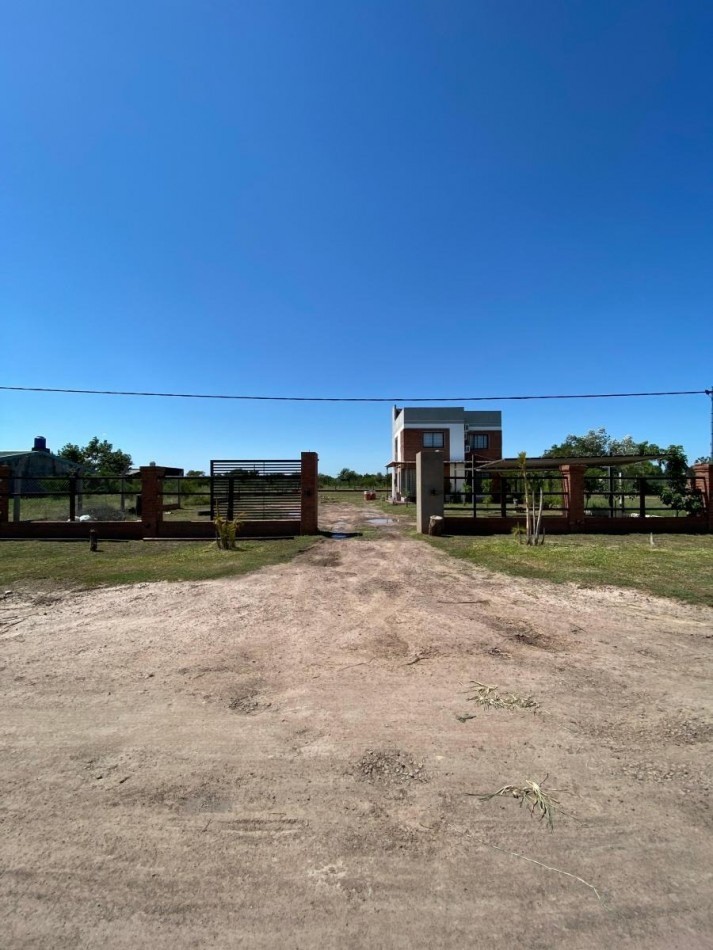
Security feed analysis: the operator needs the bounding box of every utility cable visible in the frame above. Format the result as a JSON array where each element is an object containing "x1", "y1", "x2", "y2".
[{"x1": 0, "y1": 385, "x2": 709, "y2": 403}]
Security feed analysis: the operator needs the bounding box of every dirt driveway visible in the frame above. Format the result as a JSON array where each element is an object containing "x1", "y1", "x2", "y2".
[{"x1": 2, "y1": 502, "x2": 712, "y2": 948}]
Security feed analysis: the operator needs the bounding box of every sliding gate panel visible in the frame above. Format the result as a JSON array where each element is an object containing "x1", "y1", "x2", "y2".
[{"x1": 210, "y1": 460, "x2": 302, "y2": 521}]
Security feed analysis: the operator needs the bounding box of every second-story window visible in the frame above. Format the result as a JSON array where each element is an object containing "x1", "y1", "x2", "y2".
[
  {"x1": 423, "y1": 431, "x2": 444, "y2": 448},
  {"x1": 470, "y1": 434, "x2": 490, "y2": 450}
]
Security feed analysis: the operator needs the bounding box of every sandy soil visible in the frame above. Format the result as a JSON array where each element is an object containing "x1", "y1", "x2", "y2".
[{"x1": 1, "y1": 502, "x2": 712, "y2": 949}]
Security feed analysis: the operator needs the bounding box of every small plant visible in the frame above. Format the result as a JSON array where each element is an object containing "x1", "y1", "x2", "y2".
[
  {"x1": 465, "y1": 681, "x2": 538, "y2": 710},
  {"x1": 214, "y1": 511, "x2": 244, "y2": 549},
  {"x1": 517, "y1": 451, "x2": 545, "y2": 545},
  {"x1": 475, "y1": 776, "x2": 559, "y2": 830}
]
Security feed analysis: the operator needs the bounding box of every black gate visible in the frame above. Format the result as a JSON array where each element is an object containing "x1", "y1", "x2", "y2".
[{"x1": 210, "y1": 460, "x2": 301, "y2": 521}]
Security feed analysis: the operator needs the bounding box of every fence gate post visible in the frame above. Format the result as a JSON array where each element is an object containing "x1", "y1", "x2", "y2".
[
  {"x1": 300, "y1": 452, "x2": 319, "y2": 534},
  {"x1": 560, "y1": 464, "x2": 586, "y2": 528},
  {"x1": 13, "y1": 477, "x2": 21, "y2": 522},
  {"x1": 68, "y1": 476, "x2": 77, "y2": 522},
  {"x1": 140, "y1": 466, "x2": 166, "y2": 537},
  {"x1": 0, "y1": 465, "x2": 10, "y2": 527},
  {"x1": 416, "y1": 451, "x2": 444, "y2": 534},
  {"x1": 692, "y1": 462, "x2": 713, "y2": 531}
]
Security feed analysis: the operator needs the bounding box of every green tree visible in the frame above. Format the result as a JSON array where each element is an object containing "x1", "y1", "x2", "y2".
[
  {"x1": 336, "y1": 468, "x2": 359, "y2": 483},
  {"x1": 544, "y1": 428, "x2": 661, "y2": 460},
  {"x1": 58, "y1": 437, "x2": 132, "y2": 475},
  {"x1": 659, "y1": 446, "x2": 704, "y2": 516},
  {"x1": 544, "y1": 427, "x2": 612, "y2": 457}
]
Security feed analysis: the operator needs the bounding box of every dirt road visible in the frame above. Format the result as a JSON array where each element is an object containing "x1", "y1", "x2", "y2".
[{"x1": 2, "y1": 502, "x2": 712, "y2": 948}]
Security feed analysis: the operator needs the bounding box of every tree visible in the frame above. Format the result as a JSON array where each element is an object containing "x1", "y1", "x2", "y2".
[
  {"x1": 544, "y1": 427, "x2": 612, "y2": 458},
  {"x1": 544, "y1": 428, "x2": 661, "y2": 460},
  {"x1": 659, "y1": 446, "x2": 704, "y2": 516},
  {"x1": 336, "y1": 468, "x2": 359, "y2": 483},
  {"x1": 58, "y1": 437, "x2": 132, "y2": 475},
  {"x1": 516, "y1": 451, "x2": 544, "y2": 545}
]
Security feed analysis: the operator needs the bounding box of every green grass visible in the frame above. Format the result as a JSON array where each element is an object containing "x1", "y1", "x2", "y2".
[
  {"x1": 426, "y1": 533, "x2": 713, "y2": 606},
  {"x1": 0, "y1": 537, "x2": 318, "y2": 589}
]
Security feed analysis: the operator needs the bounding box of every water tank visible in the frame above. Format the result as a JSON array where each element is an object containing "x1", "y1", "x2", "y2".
[{"x1": 33, "y1": 436, "x2": 48, "y2": 452}]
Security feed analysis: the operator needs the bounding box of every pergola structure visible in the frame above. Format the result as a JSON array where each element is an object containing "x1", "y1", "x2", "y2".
[{"x1": 474, "y1": 454, "x2": 664, "y2": 471}]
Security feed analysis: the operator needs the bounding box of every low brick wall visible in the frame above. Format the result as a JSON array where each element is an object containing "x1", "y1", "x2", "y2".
[
  {"x1": 0, "y1": 521, "x2": 144, "y2": 540},
  {"x1": 157, "y1": 520, "x2": 300, "y2": 539},
  {"x1": 0, "y1": 519, "x2": 302, "y2": 541},
  {"x1": 444, "y1": 516, "x2": 709, "y2": 536}
]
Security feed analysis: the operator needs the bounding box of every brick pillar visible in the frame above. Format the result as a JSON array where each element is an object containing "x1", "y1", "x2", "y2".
[
  {"x1": 300, "y1": 452, "x2": 319, "y2": 534},
  {"x1": 0, "y1": 465, "x2": 10, "y2": 526},
  {"x1": 692, "y1": 463, "x2": 713, "y2": 531},
  {"x1": 560, "y1": 464, "x2": 587, "y2": 527},
  {"x1": 140, "y1": 466, "x2": 166, "y2": 537}
]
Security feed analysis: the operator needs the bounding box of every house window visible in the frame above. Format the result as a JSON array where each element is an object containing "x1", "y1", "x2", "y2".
[
  {"x1": 470, "y1": 434, "x2": 489, "y2": 450},
  {"x1": 423, "y1": 431, "x2": 444, "y2": 448}
]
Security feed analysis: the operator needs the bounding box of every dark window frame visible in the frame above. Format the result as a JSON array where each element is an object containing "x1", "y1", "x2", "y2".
[
  {"x1": 423, "y1": 431, "x2": 445, "y2": 448},
  {"x1": 470, "y1": 433, "x2": 490, "y2": 450}
]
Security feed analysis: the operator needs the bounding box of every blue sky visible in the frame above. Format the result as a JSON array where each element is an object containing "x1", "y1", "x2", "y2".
[{"x1": 2, "y1": 0, "x2": 711, "y2": 474}]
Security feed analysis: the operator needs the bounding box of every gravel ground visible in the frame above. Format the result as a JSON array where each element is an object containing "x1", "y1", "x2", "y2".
[{"x1": 1, "y1": 502, "x2": 712, "y2": 948}]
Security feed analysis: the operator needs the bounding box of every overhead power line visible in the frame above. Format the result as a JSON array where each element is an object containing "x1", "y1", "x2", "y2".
[{"x1": 0, "y1": 385, "x2": 709, "y2": 403}]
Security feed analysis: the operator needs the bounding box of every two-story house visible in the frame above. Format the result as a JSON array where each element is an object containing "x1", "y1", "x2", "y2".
[{"x1": 388, "y1": 406, "x2": 502, "y2": 499}]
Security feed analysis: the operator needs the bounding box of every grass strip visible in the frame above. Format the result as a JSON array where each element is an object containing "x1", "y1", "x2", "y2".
[
  {"x1": 0, "y1": 538, "x2": 317, "y2": 589},
  {"x1": 427, "y1": 533, "x2": 713, "y2": 606}
]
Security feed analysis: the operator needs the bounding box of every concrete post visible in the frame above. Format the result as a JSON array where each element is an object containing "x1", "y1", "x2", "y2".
[
  {"x1": 560, "y1": 464, "x2": 587, "y2": 527},
  {"x1": 416, "y1": 451, "x2": 444, "y2": 534},
  {"x1": 140, "y1": 465, "x2": 167, "y2": 537},
  {"x1": 300, "y1": 452, "x2": 319, "y2": 534},
  {"x1": 692, "y1": 462, "x2": 713, "y2": 531}
]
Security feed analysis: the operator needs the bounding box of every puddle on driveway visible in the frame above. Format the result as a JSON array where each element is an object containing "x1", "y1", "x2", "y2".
[
  {"x1": 323, "y1": 521, "x2": 360, "y2": 539},
  {"x1": 366, "y1": 518, "x2": 396, "y2": 526}
]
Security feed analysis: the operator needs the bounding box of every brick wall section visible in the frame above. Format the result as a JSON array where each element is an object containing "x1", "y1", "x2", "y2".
[
  {"x1": 401, "y1": 428, "x2": 450, "y2": 461},
  {"x1": 1, "y1": 520, "x2": 144, "y2": 540},
  {"x1": 300, "y1": 451, "x2": 319, "y2": 534},
  {"x1": 443, "y1": 516, "x2": 709, "y2": 536},
  {"x1": 140, "y1": 466, "x2": 166, "y2": 537},
  {"x1": 0, "y1": 465, "x2": 10, "y2": 525},
  {"x1": 692, "y1": 462, "x2": 713, "y2": 530},
  {"x1": 159, "y1": 520, "x2": 301, "y2": 539}
]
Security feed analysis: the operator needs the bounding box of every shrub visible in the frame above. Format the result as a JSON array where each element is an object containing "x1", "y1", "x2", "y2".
[{"x1": 214, "y1": 512, "x2": 243, "y2": 549}]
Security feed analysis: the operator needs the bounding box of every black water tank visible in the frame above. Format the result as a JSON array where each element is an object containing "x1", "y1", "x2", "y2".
[{"x1": 33, "y1": 436, "x2": 48, "y2": 452}]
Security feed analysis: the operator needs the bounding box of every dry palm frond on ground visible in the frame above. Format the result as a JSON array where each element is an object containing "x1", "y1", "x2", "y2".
[
  {"x1": 475, "y1": 777, "x2": 559, "y2": 830},
  {"x1": 465, "y1": 681, "x2": 538, "y2": 710}
]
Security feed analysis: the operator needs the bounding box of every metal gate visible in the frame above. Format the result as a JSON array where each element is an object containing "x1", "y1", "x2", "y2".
[{"x1": 210, "y1": 460, "x2": 302, "y2": 521}]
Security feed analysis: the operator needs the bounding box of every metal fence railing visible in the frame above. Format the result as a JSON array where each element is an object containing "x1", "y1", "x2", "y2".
[
  {"x1": 210, "y1": 460, "x2": 302, "y2": 521},
  {"x1": 442, "y1": 467, "x2": 707, "y2": 520},
  {"x1": 444, "y1": 466, "x2": 567, "y2": 518},
  {"x1": 583, "y1": 473, "x2": 705, "y2": 518},
  {"x1": 158, "y1": 476, "x2": 212, "y2": 521},
  {"x1": 3, "y1": 475, "x2": 143, "y2": 522}
]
